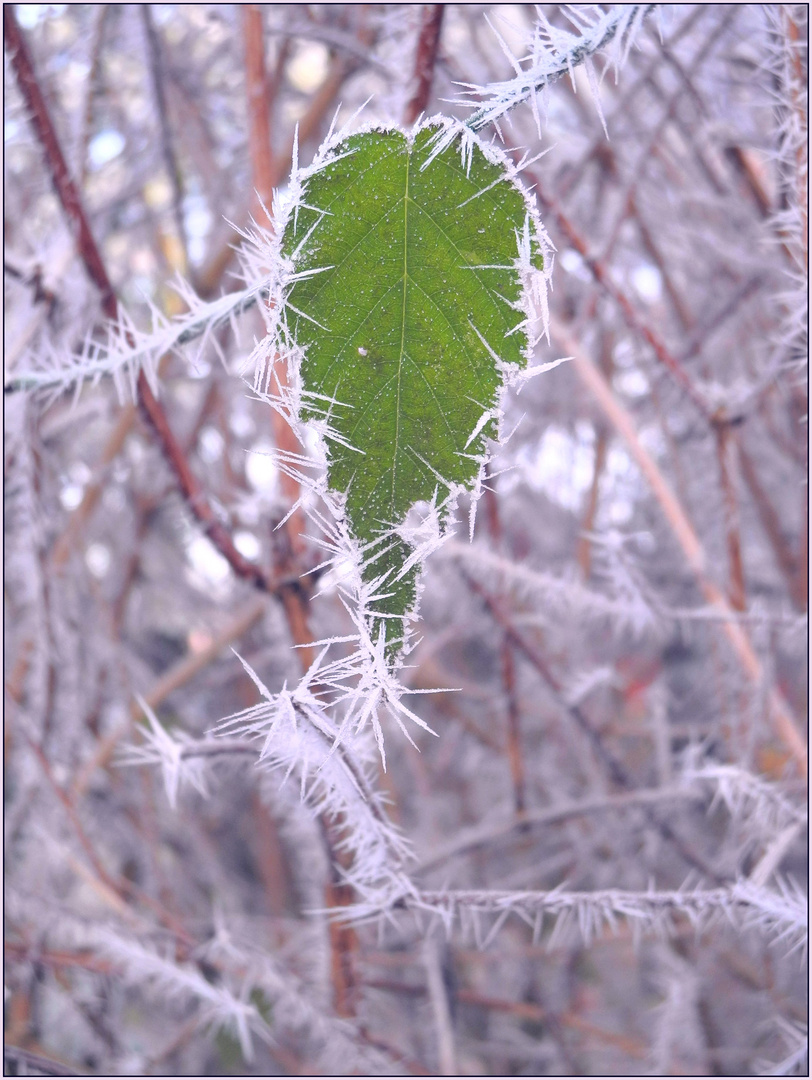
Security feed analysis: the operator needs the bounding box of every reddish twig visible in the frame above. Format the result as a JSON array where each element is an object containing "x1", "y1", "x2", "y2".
[
  {"x1": 363, "y1": 979, "x2": 647, "y2": 1059},
  {"x1": 534, "y1": 181, "x2": 713, "y2": 421},
  {"x1": 455, "y1": 989, "x2": 648, "y2": 1058},
  {"x1": 3, "y1": 1045, "x2": 82, "y2": 1079},
  {"x1": 5, "y1": 9, "x2": 300, "y2": 601},
  {"x1": 243, "y1": 5, "x2": 276, "y2": 211},
  {"x1": 404, "y1": 5, "x2": 446, "y2": 125},
  {"x1": 243, "y1": 3, "x2": 315, "y2": 598}
]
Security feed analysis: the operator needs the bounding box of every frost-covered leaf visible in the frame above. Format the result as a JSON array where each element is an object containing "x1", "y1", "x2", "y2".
[{"x1": 281, "y1": 121, "x2": 545, "y2": 653}]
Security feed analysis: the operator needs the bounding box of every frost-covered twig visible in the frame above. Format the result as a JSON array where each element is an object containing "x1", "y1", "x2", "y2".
[
  {"x1": 396, "y1": 881, "x2": 808, "y2": 954},
  {"x1": 214, "y1": 652, "x2": 418, "y2": 908},
  {"x1": 98, "y1": 931, "x2": 265, "y2": 1062},
  {"x1": 458, "y1": 4, "x2": 654, "y2": 135},
  {"x1": 4, "y1": 281, "x2": 267, "y2": 398},
  {"x1": 681, "y1": 759, "x2": 808, "y2": 835}
]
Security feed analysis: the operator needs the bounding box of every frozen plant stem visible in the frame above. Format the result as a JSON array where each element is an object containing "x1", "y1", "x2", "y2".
[{"x1": 461, "y1": 4, "x2": 656, "y2": 133}]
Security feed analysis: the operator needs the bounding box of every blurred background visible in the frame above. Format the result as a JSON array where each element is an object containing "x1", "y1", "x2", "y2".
[{"x1": 4, "y1": 4, "x2": 808, "y2": 1075}]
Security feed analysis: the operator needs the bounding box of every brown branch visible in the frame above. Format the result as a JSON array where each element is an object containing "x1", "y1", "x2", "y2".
[
  {"x1": 404, "y1": 5, "x2": 445, "y2": 126},
  {"x1": 242, "y1": 3, "x2": 314, "y2": 653},
  {"x1": 5, "y1": 9, "x2": 305, "y2": 604},
  {"x1": 243, "y1": 5, "x2": 276, "y2": 210},
  {"x1": 4, "y1": 9, "x2": 116, "y2": 317},
  {"x1": 196, "y1": 48, "x2": 353, "y2": 299},
  {"x1": 534, "y1": 183, "x2": 713, "y2": 421}
]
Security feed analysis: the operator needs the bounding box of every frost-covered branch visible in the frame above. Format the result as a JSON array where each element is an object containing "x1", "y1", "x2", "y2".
[
  {"x1": 396, "y1": 881, "x2": 807, "y2": 954},
  {"x1": 459, "y1": 4, "x2": 655, "y2": 134},
  {"x1": 4, "y1": 280, "x2": 268, "y2": 398}
]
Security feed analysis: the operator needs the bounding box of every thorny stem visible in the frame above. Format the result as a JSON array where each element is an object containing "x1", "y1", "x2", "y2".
[{"x1": 461, "y1": 4, "x2": 656, "y2": 133}]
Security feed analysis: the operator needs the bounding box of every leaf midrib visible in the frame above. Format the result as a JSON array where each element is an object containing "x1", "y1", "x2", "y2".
[{"x1": 393, "y1": 142, "x2": 410, "y2": 510}]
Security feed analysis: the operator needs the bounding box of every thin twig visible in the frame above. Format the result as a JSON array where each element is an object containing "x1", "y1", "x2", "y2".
[
  {"x1": 3, "y1": 1045, "x2": 82, "y2": 1078},
  {"x1": 714, "y1": 423, "x2": 747, "y2": 611},
  {"x1": 423, "y1": 935, "x2": 457, "y2": 1075},
  {"x1": 71, "y1": 594, "x2": 270, "y2": 797},
  {"x1": 404, "y1": 5, "x2": 445, "y2": 126},
  {"x1": 416, "y1": 787, "x2": 705, "y2": 875},
  {"x1": 462, "y1": 4, "x2": 656, "y2": 133},
  {"x1": 536, "y1": 185, "x2": 714, "y2": 421},
  {"x1": 141, "y1": 5, "x2": 191, "y2": 274}
]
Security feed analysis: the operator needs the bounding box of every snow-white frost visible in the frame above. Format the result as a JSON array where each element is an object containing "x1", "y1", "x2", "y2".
[{"x1": 451, "y1": 4, "x2": 654, "y2": 138}]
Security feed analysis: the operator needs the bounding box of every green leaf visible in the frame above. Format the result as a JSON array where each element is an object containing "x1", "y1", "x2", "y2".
[{"x1": 281, "y1": 122, "x2": 543, "y2": 654}]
